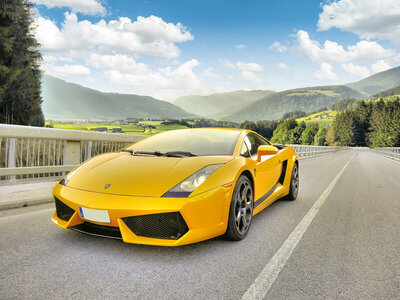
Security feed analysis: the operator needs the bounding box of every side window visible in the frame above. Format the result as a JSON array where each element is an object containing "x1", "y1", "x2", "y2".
[
  {"x1": 240, "y1": 137, "x2": 251, "y2": 157},
  {"x1": 246, "y1": 133, "x2": 269, "y2": 159}
]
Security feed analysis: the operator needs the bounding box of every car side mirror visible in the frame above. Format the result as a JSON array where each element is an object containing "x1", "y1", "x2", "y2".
[{"x1": 257, "y1": 145, "x2": 279, "y2": 162}]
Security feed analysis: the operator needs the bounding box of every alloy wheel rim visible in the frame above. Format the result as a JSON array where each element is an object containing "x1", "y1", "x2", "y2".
[
  {"x1": 292, "y1": 165, "x2": 299, "y2": 196},
  {"x1": 234, "y1": 181, "x2": 253, "y2": 235}
]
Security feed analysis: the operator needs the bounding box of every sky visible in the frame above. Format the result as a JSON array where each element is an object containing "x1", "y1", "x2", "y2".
[{"x1": 32, "y1": 0, "x2": 400, "y2": 101}]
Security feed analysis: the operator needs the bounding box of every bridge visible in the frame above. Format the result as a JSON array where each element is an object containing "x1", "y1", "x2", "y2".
[{"x1": 0, "y1": 125, "x2": 399, "y2": 299}]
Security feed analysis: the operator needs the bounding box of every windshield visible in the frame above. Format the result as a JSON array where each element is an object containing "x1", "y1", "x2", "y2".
[{"x1": 126, "y1": 129, "x2": 241, "y2": 156}]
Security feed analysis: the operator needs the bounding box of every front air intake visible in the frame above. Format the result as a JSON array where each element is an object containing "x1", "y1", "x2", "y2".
[
  {"x1": 122, "y1": 212, "x2": 189, "y2": 240},
  {"x1": 55, "y1": 197, "x2": 75, "y2": 221}
]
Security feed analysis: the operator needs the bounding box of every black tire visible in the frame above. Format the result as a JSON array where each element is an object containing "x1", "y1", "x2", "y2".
[
  {"x1": 284, "y1": 162, "x2": 299, "y2": 201},
  {"x1": 225, "y1": 175, "x2": 254, "y2": 241}
]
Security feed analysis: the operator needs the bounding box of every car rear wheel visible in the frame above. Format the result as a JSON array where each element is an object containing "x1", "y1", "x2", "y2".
[
  {"x1": 284, "y1": 162, "x2": 299, "y2": 201},
  {"x1": 225, "y1": 175, "x2": 254, "y2": 241}
]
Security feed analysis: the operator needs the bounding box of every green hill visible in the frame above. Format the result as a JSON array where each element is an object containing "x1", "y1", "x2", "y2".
[
  {"x1": 346, "y1": 66, "x2": 400, "y2": 96},
  {"x1": 296, "y1": 110, "x2": 338, "y2": 126},
  {"x1": 174, "y1": 90, "x2": 274, "y2": 117},
  {"x1": 225, "y1": 85, "x2": 363, "y2": 122},
  {"x1": 41, "y1": 75, "x2": 194, "y2": 121},
  {"x1": 371, "y1": 85, "x2": 400, "y2": 98}
]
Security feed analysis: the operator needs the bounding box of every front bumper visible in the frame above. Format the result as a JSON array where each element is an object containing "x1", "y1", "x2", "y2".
[{"x1": 51, "y1": 183, "x2": 234, "y2": 246}]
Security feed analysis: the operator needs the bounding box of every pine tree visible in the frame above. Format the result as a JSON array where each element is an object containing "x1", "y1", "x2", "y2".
[{"x1": 0, "y1": 0, "x2": 44, "y2": 126}]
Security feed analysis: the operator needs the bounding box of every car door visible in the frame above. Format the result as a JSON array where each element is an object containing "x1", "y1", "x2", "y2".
[{"x1": 242, "y1": 133, "x2": 282, "y2": 202}]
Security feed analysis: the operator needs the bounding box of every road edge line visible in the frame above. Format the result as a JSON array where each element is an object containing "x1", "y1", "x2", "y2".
[{"x1": 241, "y1": 155, "x2": 354, "y2": 300}]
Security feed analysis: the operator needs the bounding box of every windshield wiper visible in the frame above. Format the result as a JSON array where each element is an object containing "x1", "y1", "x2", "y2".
[
  {"x1": 163, "y1": 151, "x2": 197, "y2": 157},
  {"x1": 120, "y1": 150, "x2": 163, "y2": 156},
  {"x1": 121, "y1": 149, "x2": 134, "y2": 154},
  {"x1": 121, "y1": 150, "x2": 196, "y2": 157}
]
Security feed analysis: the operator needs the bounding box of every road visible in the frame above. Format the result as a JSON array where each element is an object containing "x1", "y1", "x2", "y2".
[{"x1": 0, "y1": 149, "x2": 399, "y2": 299}]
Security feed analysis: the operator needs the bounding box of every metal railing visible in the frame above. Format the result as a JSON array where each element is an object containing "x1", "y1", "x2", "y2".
[
  {"x1": 288, "y1": 145, "x2": 343, "y2": 158},
  {"x1": 0, "y1": 124, "x2": 145, "y2": 180},
  {"x1": 373, "y1": 147, "x2": 400, "y2": 160}
]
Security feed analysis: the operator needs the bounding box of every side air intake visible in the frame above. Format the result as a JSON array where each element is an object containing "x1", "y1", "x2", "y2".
[{"x1": 55, "y1": 197, "x2": 75, "y2": 222}]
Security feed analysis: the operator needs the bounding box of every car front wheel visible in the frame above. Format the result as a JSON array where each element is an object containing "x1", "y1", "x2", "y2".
[{"x1": 225, "y1": 175, "x2": 254, "y2": 241}]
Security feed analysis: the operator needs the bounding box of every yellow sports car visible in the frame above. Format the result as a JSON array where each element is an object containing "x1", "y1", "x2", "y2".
[{"x1": 52, "y1": 128, "x2": 299, "y2": 246}]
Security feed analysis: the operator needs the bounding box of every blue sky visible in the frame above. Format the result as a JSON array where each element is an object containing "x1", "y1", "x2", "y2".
[{"x1": 32, "y1": 0, "x2": 400, "y2": 101}]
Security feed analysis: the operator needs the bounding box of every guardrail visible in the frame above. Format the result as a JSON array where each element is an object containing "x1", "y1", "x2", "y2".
[
  {"x1": 288, "y1": 145, "x2": 343, "y2": 158},
  {"x1": 0, "y1": 124, "x2": 346, "y2": 181},
  {"x1": 0, "y1": 124, "x2": 145, "y2": 180},
  {"x1": 373, "y1": 147, "x2": 400, "y2": 160}
]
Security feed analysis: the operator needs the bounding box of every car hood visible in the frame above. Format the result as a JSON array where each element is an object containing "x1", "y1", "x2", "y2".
[{"x1": 65, "y1": 152, "x2": 234, "y2": 197}]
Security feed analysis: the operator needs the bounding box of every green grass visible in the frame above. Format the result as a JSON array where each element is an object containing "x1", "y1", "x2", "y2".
[
  {"x1": 287, "y1": 90, "x2": 339, "y2": 97},
  {"x1": 296, "y1": 110, "x2": 338, "y2": 127},
  {"x1": 53, "y1": 121, "x2": 189, "y2": 135}
]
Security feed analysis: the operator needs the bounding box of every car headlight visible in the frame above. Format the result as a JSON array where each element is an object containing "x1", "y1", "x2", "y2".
[
  {"x1": 59, "y1": 169, "x2": 78, "y2": 186},
  {"x1": 162, "y1": 164, "x2": 223, "y2": 198}
]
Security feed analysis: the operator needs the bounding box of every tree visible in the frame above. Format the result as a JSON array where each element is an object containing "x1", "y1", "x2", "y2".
[
  {"x1": 369, "y1": 98, "x2": 400, "y2": 147},
  {"x1": 301, "y1": 124, "x2": 319, "y2": 145},
  {"x1": 325, "y1": 126, "x2": 335, "y2": 146},
  {"x1": 288, "y1": 126, "x2": 304, "y2": 144},
  {"x1": 271, "y1": 119, "x2": 297, "y2": 144},
  {"x1": 333, "y1": 111, "x2": 357, "y2": 146},
  {"x1": 0, "y1": 0, "x2": 44, "y2": 126},
  {"x1": 314, "y1": 127, "x2": 328, "y2": 146}
]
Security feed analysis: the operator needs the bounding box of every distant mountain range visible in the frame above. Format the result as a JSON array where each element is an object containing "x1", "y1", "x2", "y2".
[
  {"x1": 223, "y1": 85, "x2": 363, "y2": 122},
  {"x1": 41, "y1": 66, "x2": 400, "y2": 122},
  {"x1": 346, "y1": 66, "x2": 400, "y2": 95},
  {"x1": 175, "y1": 66, "x2": 400, "y2": 122},
  {"x1": 41, "y1": 75, "x2": 194, "y2": 120},
  {"x1": 174, "y1": 90, "x2": 274, "y2": 118}
]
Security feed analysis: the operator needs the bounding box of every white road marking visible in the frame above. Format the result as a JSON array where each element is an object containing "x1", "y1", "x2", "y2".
[{"x1": 241, "y1": 156, "x2": 353, "y2": 300}]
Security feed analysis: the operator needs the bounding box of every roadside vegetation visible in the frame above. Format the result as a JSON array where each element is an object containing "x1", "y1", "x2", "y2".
[{"x1": 47, "y1": 92, "x2": 400, "y2": 148}]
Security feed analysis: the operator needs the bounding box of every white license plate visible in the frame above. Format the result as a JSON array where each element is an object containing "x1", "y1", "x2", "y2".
[{"x1": 79, "y1": 207, "x2": 110, "y2": 223}]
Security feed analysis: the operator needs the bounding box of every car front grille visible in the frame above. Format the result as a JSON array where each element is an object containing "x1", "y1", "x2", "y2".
[
  {"x1": 55, "y1": 197, "x2": 75, "y2": 221},
  {"x1": 122, "y1": 212, "x2": 189, "y2": 240}
]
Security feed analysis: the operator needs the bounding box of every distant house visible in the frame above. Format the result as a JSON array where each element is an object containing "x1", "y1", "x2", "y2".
[
  {"x1": 108, "y1": 127, "x2": 123, "y2": 133},
  {"x1": 90, "y1": 127, "x2": 108, "y2": 132}
]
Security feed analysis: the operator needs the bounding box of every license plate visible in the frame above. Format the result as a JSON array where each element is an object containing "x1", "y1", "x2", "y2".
[{"x1": 79, "y1": 207, "x2": 110, "y2": 223}]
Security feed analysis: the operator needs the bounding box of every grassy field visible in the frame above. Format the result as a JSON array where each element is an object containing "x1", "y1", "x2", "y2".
[
  {"x1": 52, "y1": 121, "x2": 190, "y2": 135},
  {"x1": 296, "y1": 110, "x2": 338, "y2": 127}
]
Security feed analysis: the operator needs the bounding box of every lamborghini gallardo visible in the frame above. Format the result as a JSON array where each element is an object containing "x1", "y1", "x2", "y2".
[{"x1": 51, "y1": 128, "x2": 299, "y2": 246}]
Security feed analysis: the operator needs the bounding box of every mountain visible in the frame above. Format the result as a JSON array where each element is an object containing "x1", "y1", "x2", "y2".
[
  {"x1": 346, "y1": 66, "x2": 400, "y2": 96},
  {"x1": 371, "y1": 85, "x2": 400, "y2": 98},
  {"x1": 224, "y1": 85, "x2": 363, "y2": 122},
  {"x1": 174, "y1": 90, "x2": 274, "y2": 117},
  {"x1": 41, "y1": 75, "x2": 194, "y2": 120}
]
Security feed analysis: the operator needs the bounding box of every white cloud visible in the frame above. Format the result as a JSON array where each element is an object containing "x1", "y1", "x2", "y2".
[
  {"x1": 371, "y1": 60, "x2": 392, "y2": 73},
  {"x1": 276, "y1": 62, "x2": 289, "y2": 70},
  {"x1": 236, "y1": 61, "x2": 264, "y2": 72},
  {"x1": 341, "y1": 63, "x2": 370, "y2": 78},
  {"x1": 295, "y1": 30, "x2": 395, "y2": 64},
  {"x1": 235, "y1": 44, "x2": 247, "y2": 50},
  {"x1": 218, "y1": 59, "x2": 236, "y2": 69},
  {"x1": 31, "y1": 0, "x2": 106, "y2": 15},
  {"x1": 269, "y1": 41, "x2": 288, "y2": 52},
  {"x1": 103, "y1": 59, "x2": 202, "y2": 99},
  {"x1": 34, "y1": 12, "x2": 202, "y2": 100},
  {"x1": 45, "y1": 64, "x2": 91, "y2": 79},
  {"x1": 201, "y1": 67, "x2": 219, "y2": 78},
  {"x1": 86, "y1": 54, "x2": 149, "y2": 73},
  {"x1": 219, "y1": 59, "x2": 263, "y2": 72},
  {"x1": 318, "y1": 0, "x2": 400, "y2": 45},
  {"x1": 314, "y1": 63, "x2": 338, "y2": 81},
  {"x1": 35, "y1": 13, "x2": 193, "y2": 59},
  {"x1": 242, "y1": 71, "x2": 261, "y2": 82}
]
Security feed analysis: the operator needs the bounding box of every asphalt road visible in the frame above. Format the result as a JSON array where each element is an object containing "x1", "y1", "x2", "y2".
[{"x1": 1, "y1": 149, "x2": 399, "y2": 299}]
